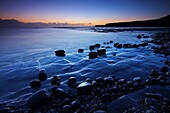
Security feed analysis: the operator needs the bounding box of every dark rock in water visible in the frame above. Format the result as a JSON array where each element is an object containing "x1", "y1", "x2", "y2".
[
  {"x1": 77, "y1": 82, "x2": 91, "y2": 95},
  {"x1": 143, "y1": 36, "x2": 149, "y2": 38},
  {"x1": 133, "y1": 76, "x2": 142, "y2": 83},
  {"x1": 78, "y1": 49, "x2": 84, "y2": 53},
  {"x1": 116, "y1": 44, "x2": 122, "y2": 48},
  {"x1": 51, "y1": 75, "x2": 60, "y2": 86},
  {"x1": 161, "y1": 66, "x2": 169, "y2": 73},
  {"x1": 38, "y1": 69, "x2": 47, "y2": 81},
  {"x1": 101, "y1": 93, "x2": 111, "y2": 102},
  {"x1": 114, "y1": 43, "x2": 119, "y2": 47},
  {"x1": 140, "y1": 42, "x2": 148, "y2": 46},
  {"x1": 55, "y1": 50, "x2": 65, "y2": 56},
  {"x1": 123, "y1": 44, "x2": 131, "y2": 48},
  {"x1": 28, "y1": 89, "x2": 51, "y2": 110},
  {"x1": 103, "y1": 42, "x2": 106, "y2": 44},
  {"x1": 110, "y1": 41, "x2": 113, "y2": 43},
  {"x1": 144, "y1": 98, "x2": 153, "y2": 107},
  {"x1": 30, "y1": 79, "x2": 41, "y2": 89},
  {"x1": 97, "y1": 49, "x2": 106, "y2": 56},
  {"x1": 71, "y1": 99, "x2": 80, "y2": 108},
  {"x1": 159, "y1": 80, "x2": 167, "y2": 86},
  {"x1": 93, "y1": 110, "x2": 107, "y2": 113},
  {"x1": 89, "y1": 52, "x2": 98, "y2": 59},
  {"x1": 104, "y1": 76, "x2": 114, "y2": 86},
  {"x1": 51, "y1": 86, "x2": 66, "y2": 99},
  {"x1": 89, "y1": 45, "x2": 95, "y2": 51},
  {"x1": 137, "y1": 34, "x2": 142, "y2": 38},
  {"x1": 150, "y1": 69, "x2": 159, "y2": 77},
  {"x1": 94, "y1": 44, "x2": 101, "y2": 48},
  {"x1": 62, "y1": 105, "x2": 73, "y2": 113},
  {"x1": 145, "y1": 93, "x2": 162, "y2": 100},
  {"x1": 68, "y1": 77, "x2": 77, "y2": 88}
]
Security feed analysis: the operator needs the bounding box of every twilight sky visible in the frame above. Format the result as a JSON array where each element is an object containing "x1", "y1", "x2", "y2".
[{"x1": 0, "y1": 0, "x2": 170, "y2": 25}]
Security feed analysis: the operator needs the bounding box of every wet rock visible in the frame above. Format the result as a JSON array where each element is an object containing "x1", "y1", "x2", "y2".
[
  {"x1": 86, "y1": 78, "x2": 92, "y2": 83},
  {"x1": 28, "y1": 89, "x2": 51, "y2": 110},
  {"x1": 143, "y1": 36, "x2": 149, "y2": 38},
  {"x1": 140, "y1": 42, "x2": 148, "y2": 46},
  {"x1": 89, "y1": 52, "x2": 98, "y2": 59},
  {"x1": 51, "y1": 86, "x2": 66, "y2": 99},
  {"x1": 146, "y1": 109, "x2": 154, "y2": 113},
  {"x1": 133, "y1": 76, "x2": 142, "y2": 83},
  {"x1": 159, "y1": 80, "x2": 167, "y2": 86},
  {"x1": 137, "y1": 34, "x2": 142, "y2": 38},
  {"x1": 123, "y1": 44, "x2": 131, "y2": 48},
  {"x1": 145, "y1": 98, "x2": 153, "y2": 107},
  {"x1": 62, "y1": 98, "x2": 71, "y2": 105},
  {"x1": 101, "y1": 93, "x2": 111, "y2": 102},
  {"x1": 77, "y1": 82, "x2": 91, "y2": 95},
  {"x1": 96, "y1": 77, "x2": 104, "y2": 84},
  {"x1": 114, "y1": 43, "x2": 119, "y2": 47},
  {"x1": 51, "y1": 75, "x2": 60, "y2": 86},
  {"x1": 150, "y1": 69, "x2": 159, "y2": 77},
  {"x1": 55, "y1": 50, "x2": 65, "y2": 56},
  {"x1": 161, "y1": 66, "x2": 169, "y2": 73},
  {"x1": 62, "y1": 105, "x2": 73, "y2": 113},
  {"x1": 110, "y1": 41, "x2": 113, "y2": 43},
  {"x1": 118, "y1": 79, "x2": 126, "y2": 85},
  {"x1": 71, "y1": 99, "x2": 80, "y2": 108},
  {"x1": 116, "y1": 44, "x2": 122, "y2": 48},
  {"x1": 78, "y1": 49, "x2": 84, "y2": 53},
  {"x1": 92, "y1": 81, "x2": 98, "y2": 88},
  {"x1": 133, "y1": 82, "x2": 139, "y2": 89},
  {"x1": 38, "y1": 69, "x2": 47, "y2": 81},
  {"x1": 104, "y1": 76, "x2": 114, "y2": 86},
  {"x1": 68, "y1": 77, "x2": 77, "y2": 88},
  {"x1": 89, "y1": 45, "x2": 95, "y2": 51},
  {"x1": 97, "y1": 49, "x2": 106, "y2": 56},
  {"x1": 94, "y1": 44, "x2": 101, "y2": 48},
  {"x1": 93, "y1": 110, "x2": 107, "y2": 113},
  {"x1": 30, "y1": 79, "x2": 41, "y2": 89}
]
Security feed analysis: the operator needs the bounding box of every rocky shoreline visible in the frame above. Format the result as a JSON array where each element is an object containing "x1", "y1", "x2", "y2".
[{"x1": 0, "y1": 31, "x2": 170, "y2": 113}]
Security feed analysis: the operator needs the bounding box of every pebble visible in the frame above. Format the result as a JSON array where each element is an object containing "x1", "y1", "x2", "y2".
[
  {"x1": 145, "y1": 98, "x2": 153, "y2": 107},
  {"x1": 133, "y1": 76, "x2": 142, "y2": 83},
  {"x1": 50, "y1": 86, "x2": 66, "y2": 99},
  {"x1": 62, "y1": 105, "x2": 73, "y2": 113},
  {"x1": 101, "y1": 93, "x2": 111, "y2": 102}
]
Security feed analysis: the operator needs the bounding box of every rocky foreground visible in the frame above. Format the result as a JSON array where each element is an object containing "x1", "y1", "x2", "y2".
[{"x1": 0, "y1": 32, "x2": 170, "y2": 113}]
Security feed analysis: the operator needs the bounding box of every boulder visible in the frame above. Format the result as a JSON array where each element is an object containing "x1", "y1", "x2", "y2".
[
  {"x1": 78, "y1": 49, "x2": 84, "y2": 53},
  {"x1": 28, "y1": 89, "x2": 51, "y2": 110},
  {"x1": 67, "y1": 77, "x2": 77, "y2": 88},
  {"x1": 30, "y1": 79, "x2": 41, "y2": 89},
  {"x1": 55, "y1": 50, "x2": 65, "y2": 56},
  {"x1": 77, "y1": 82, "x2": 91, "y2": 95},
  {"x1": 89, "y1": 45, "x2": 95, "y2": 51},
  {"x1": 38, "y1": 69, "x2": 47, "y2": 81},
  {"x1": 89, "y1": 52, "x2": 98, "y2": 59},
  {"x1": 50, "y1": 86, "x2": 66, "y2": 99},
  {"x1": 94, "y1": 44, "x2": 101, "y2": 48},
  {"x1": 114, "y1": 43, "x2": 119, "y2": 47},
  {"x1": 51, "y1": 75, "x2": 60, "y2": 86},
  {"x1": 97, "y1": 49, "x2": 106, "y2": 56},
  {"x1": 116, "y1": 44, "x2": 122, "y2": 48}
]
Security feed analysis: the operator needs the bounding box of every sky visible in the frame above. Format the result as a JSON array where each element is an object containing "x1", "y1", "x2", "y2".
[{"x1": 0, "y1": 0, "x2": 170, "y2": 25}]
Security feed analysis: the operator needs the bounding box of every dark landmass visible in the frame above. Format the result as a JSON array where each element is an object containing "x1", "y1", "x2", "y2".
[
  {"x1": 0, "y1": 19, "x2": 87, "y2": 28},
  {"x1": 95, "y1": 15, "x2": 170, "y2": 27}
]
